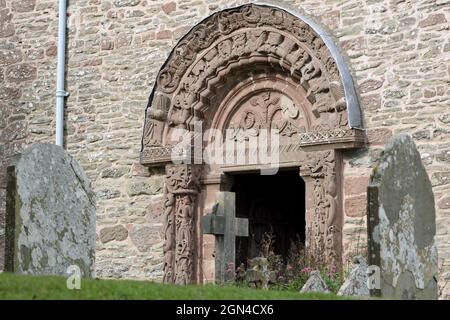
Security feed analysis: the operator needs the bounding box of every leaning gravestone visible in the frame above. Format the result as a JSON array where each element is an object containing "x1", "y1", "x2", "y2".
[
  {"x1": 300, "y1": 271, "x2": 329, "y2": 293},
  {"x1": 4, "y1": 144, "x2": 96, "y2": 277},
  {"x1": 337, "y1": 255, "x2": 370, "y2": 297},
  {"x1": 367, "y1": 134, "x2": 438, "y2": 299}
]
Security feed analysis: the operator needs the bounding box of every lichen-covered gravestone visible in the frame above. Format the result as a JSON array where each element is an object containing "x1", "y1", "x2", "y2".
[
  {"x1": 300, "y1": 271, "x2": 329, "y2": 293},
  {"x1": 4, "y1": 144, "x2": 96, "y2": 277},
  {"x1": 337, "y1": 256, "x2": 370, "y2": 297},
  {"x1": 367, "y1": 134, "x2": 438, "y2": 299}
]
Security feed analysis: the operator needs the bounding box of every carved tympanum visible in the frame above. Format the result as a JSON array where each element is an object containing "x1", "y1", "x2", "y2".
[{"x1": 226, "y1": 91, "x2": 307, "y2": 142}]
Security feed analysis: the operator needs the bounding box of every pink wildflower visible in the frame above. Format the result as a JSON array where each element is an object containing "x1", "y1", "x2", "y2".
[{"x1": 225, "y1": 262, "x2": 235, "y2": 273}]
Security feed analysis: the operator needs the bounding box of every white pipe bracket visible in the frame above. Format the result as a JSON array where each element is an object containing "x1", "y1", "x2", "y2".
[{"x1": 56, "y1": 90, "x2": 69, "y2": 97}]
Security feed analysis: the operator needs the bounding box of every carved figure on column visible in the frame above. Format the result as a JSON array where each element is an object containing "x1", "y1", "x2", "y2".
[
  {"x1": 301, "y1": 151, "x2": 341, "y2": 266},
  {"x1": 163, "y1": 165, "x2": 202, "y2": 284},
  {"x1": 324, "y1": 174, "x2": 339, "y2": 266},
  {"x1": 162, "y1": 189, "x2": 175, "y2": 283},
  {"x1": 175, "y1": 195, "x2": 195, "y2": 284}
]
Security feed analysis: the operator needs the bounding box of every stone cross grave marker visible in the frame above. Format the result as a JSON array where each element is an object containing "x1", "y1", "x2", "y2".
[
  {"x1": 4, "y1": 144, "x2": 96, "y2": 277},
  {"x1": 202, "y1": 191, "x2": 248, "y2": 282},
  {"x1": 367, "y1": 134, "x2": 438, "y2": 299}
]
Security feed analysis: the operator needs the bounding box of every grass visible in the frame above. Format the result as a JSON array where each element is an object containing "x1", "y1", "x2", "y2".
[{"x1": 0, "y1": 273, "x2": 348, "y2": 300}]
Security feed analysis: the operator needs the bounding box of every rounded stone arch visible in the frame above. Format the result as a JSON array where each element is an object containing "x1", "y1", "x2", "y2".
[
  {"x1": 139, "y1": 4, "x2": 366, "y2": 285},
  {"x1": 140, "y1": 3, "x2": 365, "y2": 165}
]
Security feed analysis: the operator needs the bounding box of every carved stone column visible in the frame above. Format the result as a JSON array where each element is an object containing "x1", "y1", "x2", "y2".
[
  {"x1": 300, "y1": 150, "x2": 343, "y2": 268},
  {"x1": 162, "y1": 184, "x2": 176, "y2": 283},
  {"x1": 163, "y1": 164, "x2": 202, "y2": 284}
]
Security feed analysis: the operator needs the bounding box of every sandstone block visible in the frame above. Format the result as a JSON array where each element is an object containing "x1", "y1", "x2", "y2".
[
  {"x1": 130, "y1": 225, "x2": 162, "y2": 252},
  {"x1": 6, "y1": 64, "x2": 37, "y2": 83},
  {"x1": 99, "y1": 225, "x2": 128, "y2": 243}
]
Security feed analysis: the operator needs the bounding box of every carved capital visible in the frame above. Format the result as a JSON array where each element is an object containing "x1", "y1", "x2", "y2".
[
  {"x1": 300, "y1": 150, "x2": 336, "y2": 178},
  {"x1": 166, "y1": 164, "x2": 202, "y2": 194}
]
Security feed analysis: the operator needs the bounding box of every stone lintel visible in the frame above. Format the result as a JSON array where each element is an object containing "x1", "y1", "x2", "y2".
[{"x1": 141, "y1": 130, "x2": 365, "y2": 166}]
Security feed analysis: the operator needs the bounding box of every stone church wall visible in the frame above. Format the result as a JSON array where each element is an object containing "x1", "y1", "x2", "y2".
[{"x1": 1, "y1": 0, "x2": 449, "y2": 294}]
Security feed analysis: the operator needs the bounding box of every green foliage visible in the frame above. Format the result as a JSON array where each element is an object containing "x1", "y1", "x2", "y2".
[
  {"x1": 0, "y1": 273, "x2": 348, "y2": 300},
  {"x1": 234, "y1": 232, "x2": 348, "y2": 294},
  {"x1": 320, "y1": 267, "x2": 345, "y2": 294}
]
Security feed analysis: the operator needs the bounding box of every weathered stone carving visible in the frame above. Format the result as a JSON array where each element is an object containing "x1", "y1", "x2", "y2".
[
  {"x1": 162, "y1": 189, "x2": 175, "y2": 283},
  {"x1": 298, "y1": 128, "x2": 365, "y2": 146},
  {"x1": 169, "y1": 25, "x2": 341, "y2": 131},
  {"x1": 140, "y1": 146, "x2": 174, "y2": 165},
  {"x1": 175, "y1": 194, "x2": 195, "y2": 284},
  {"x1": 142, "y1": 4, "x2": 355, "y2": 153},
  {"x1": 143, "y1": 93, "x2": 170, "y2": 147},
  {"x1": 301, "y1": 151, "x2": 341, "y2": 267},
  {"x1": 157, "y1": 5, "x2": 338, "y2": 94},
  {"x1": 324, "y1": 174, "x2": 338, "y2": 263},
  {"x1": 163, "y1": 164, "x2": 202, "y2": 284},
  {"x1": 140, "y1": 4, "x2": 364, "y2": 284},
  {"x1": 226, "y1": 91, "x2": 306, "y2": 142}
]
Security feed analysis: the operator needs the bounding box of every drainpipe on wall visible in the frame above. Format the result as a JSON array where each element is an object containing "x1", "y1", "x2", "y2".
[{"x1": 56, "y1": 0, "x2": 69, "y2": 147}]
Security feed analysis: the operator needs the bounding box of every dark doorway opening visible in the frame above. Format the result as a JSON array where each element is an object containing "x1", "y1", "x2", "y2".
[{"x1": 231, "y1": 169, "x2": 306, "y2": 267}]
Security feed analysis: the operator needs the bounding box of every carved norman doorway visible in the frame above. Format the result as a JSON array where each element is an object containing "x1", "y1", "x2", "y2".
[{"x1": 140, "y1": 4, "x2": 365, "y2": 284}]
